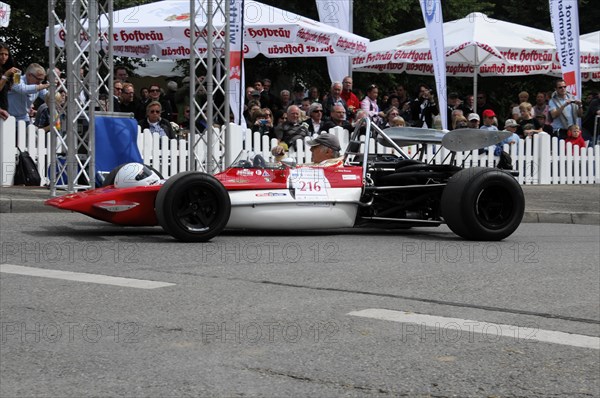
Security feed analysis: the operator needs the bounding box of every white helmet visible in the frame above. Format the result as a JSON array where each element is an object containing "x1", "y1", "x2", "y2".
[{"x1": 114, "y1": 163, "x2": 161, "y2": 188}]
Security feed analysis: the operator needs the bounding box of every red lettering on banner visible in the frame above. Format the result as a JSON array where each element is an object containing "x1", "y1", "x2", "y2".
[
  {"x1": 361, "y1": 63, "x2": 405, "y2": 72},
  {"x1": 475, "y1": 42, "x2": 503, "y2": 58},
  {"x1": 58, "y1": 28, "x2": 117, "y2": 44},
  {"x1": 405, "y1": 63, "x2": 434, "y2": 73},
  {"x1": 392, "y1": 49, "x2": 431, "y2": 62},
  {"x1": 247, "y1": 27, "x2": 291, "y2": 39},
  {"x1": 581, "y1": 54, "x2": 600, "y2": 65},
  {"x1": 447, "y1": 64, "x2": 476, "y2": 75},
  {"x1": 160, "y1": 46, "x2": 191, "y2": 57},
  {"x1": 119, "y1": 30, "x2": 164, "y2": 43},
  {"x1": 353, "y1": 56, "x2": 366, "y2": 65},
  {"x1": 505, "y1": 64, "x2": 548, "y2": 74},
  {"x1": 267, "y1": 43, "x2": 305, "y2": 55},
  {"x1": 519, "y1": 50, "x2": 553, "y2": 62},
  {"x1": 366, "y1": 52, "x2": 393, "y2": 64},
  {"x1": 320, "y1": 45, "x2": 334, "y2": 54},
  {"x1": 112, "y1": 45, "x2": 151, "y2": 56},
  {"x1": 336, "y1": 38, "x2": 367, "y2": 53},
  {"x1": 184, "y1": 28, "x2": 226, "y2": 39},
  {"x1": 448, "y1": 41, "x2": 502, "y2": 60},
  {"x1": 501, "y1": 49, "x2": 519, "y2": 61},
  {"x1": 297, "y1": 29, "x2": 330, "y2": 45}
]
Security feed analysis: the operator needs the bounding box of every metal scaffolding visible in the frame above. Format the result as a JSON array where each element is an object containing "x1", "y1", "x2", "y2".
[
  {"x1": 48, "y1": 0, "x2": 106, "y2": 192},
  {"x1": 189, "y1": 0, "x2": 230, "y2": 173},
  {"x1": 48, "y1": 0, "x2": 230, "y2": 192}
]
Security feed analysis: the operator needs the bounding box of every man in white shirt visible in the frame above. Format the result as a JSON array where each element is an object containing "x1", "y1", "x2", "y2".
[
  {"x1": 548, "y1": 79, "x2": 583, "y2": 137},
  {"x1": 7, "y1": 63, "x2": 49, "y2": 124}
]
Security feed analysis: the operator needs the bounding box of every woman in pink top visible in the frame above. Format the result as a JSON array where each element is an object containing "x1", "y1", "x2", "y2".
[{"x1": 360, "y1": 84, "x2": 383, "y2": 124}]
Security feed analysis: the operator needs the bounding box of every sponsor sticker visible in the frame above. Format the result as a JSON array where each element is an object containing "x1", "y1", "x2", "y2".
[
  {"x1": 288, "y1": 168, "x2": 330, "y2": 201},
  {"x1": 236, "y1": 170, "x2": 254, "y2": 177},
  {"x1": 255, "y1": 192, "x2": 287, "y2": 197}
]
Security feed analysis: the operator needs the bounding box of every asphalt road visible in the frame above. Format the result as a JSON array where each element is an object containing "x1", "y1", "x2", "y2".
[{"x1": 1, "y1": 213, "x2": 599, "y2": 397}]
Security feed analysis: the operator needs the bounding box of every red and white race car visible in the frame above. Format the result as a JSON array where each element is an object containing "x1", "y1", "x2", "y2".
[{"x1": 46, "y1": 119, "x2": 525, "y2": 242}]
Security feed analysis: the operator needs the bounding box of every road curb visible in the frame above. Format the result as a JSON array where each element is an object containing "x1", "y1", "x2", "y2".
[
  {"x1": 0, "y1": 198, "x2": 61, "y2": 214},
  {"x1": 523, "y1": 211, "x2": 600, "y2": 225}
]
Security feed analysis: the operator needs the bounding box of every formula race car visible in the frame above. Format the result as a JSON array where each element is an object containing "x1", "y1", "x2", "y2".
[{"x1": 46, "y1": 119, "x2": 525, "y2": 242}]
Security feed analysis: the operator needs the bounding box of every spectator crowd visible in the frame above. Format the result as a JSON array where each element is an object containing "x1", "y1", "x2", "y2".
[{"x1": 1, "y1": 41, "x2": 599, "y2": 155}]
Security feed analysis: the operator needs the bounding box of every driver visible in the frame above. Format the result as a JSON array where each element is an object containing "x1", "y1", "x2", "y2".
[{"x1": 305, "y1": 133, "x2": 344, "y2": 167}]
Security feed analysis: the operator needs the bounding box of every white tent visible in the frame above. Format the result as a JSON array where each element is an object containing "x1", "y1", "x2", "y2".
[
  {"x1": 581, "y1": 31, "x2": 600, "y2": 82},
  {"x1": 581, "y1": 31, "x2": 599, "y2": 47},
  {"x1": 132, "y1": 60, "x2": 184, "y2": 77},
  {"x1": 353, "y1": 13, "x2": 598, "y2": 83},
  {"x1": 47, "y1": 0, "x2": 368, "y2": 59}
]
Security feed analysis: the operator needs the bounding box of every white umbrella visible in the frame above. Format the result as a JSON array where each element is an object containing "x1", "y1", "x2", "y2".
[
  {"x1": 355, "y1": 13, "x2": 559, "y2": 70},
  {"x1": 353, "y1": 13, "x2": 598, "y2": 100},
  {"x1": 581, "y1": 31, "x2": 599, "y2": 47},
  {"x1": 581, "y1": 31, "x2": 600, "y2": 82},
  {"x1": 47, "y1": 0, "x2": 368, "y2": 59}
]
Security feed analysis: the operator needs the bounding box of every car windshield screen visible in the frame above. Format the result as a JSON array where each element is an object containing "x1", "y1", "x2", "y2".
[{"x1": 229, "y1": 151, "x2": 286, "y2": 170}]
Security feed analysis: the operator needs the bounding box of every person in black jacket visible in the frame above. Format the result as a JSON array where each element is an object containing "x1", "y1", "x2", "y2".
[
  {"x1": 138, "y1": 101, "x2": 174, "y2": 139},
  {"x1": 321, "y1": 104, "x2": 352, "y2": 132},
  {"x1": 0, "y1": 42, "x2": 19, "y2": 112},
  {"x1": 582, "y1": 92, "x2": 599, "y2": 143},
  {"x1": 410, "y1": 84, "x2": 439, "y2": 128},
  {"x1": 306, "y1": 103, "x2": 326, "y2": 135},
  {"x1": 250, "y1": 107, "x2": 276, "y2": 141},
  {"x1": 137, "y1": 83, "x2": 172, "y2": 121}
]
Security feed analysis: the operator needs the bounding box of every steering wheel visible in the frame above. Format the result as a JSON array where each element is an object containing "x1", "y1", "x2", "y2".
[{"x1": 253, "y1": 154, "x2": 266, "y2": 168}]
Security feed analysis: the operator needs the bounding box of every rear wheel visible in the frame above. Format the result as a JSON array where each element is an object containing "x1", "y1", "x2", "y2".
[
  {"x1": 155, "y1": 172, "x2": 231, "y2": 242},
  {"x1": 441, "y1": 168, "x2": 524, "y2": 241}
]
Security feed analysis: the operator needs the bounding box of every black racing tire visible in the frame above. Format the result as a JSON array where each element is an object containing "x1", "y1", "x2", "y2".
[
  {"x1": 102, "y1": 163, "x2": 164, "y2": 187},
  {"x1": 155, "y1": 172, "x2": 231, "y2": 242},
  {"x1": 441, "y1": 167, "x2": 524, "y2": 241}
]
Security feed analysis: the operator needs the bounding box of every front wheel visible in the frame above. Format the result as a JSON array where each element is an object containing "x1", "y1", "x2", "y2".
[
  {"x1": 441, "y1": 168, "x2": 524, "y2": 241},
  {"x1": 155, "y1": 172, "x2": 231, "y2": 242}
]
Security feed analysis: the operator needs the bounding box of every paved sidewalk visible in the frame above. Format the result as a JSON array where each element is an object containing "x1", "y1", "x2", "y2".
[{"x1": 1, "y1": 184, "x2": 598, "y2": 225}]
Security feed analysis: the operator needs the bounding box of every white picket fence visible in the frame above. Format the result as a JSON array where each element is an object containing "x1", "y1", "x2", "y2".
[{"x1": 1, "y1": 116, "x2": 599, "y2": 187}]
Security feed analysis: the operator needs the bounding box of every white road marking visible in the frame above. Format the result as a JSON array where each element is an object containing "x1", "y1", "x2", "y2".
[
  {"x1": 0, "y1": 264, "x2": 175, "y2": 289},
  {"x1": 348, "y1": 308, "x2": 600, "y2": 350}
]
